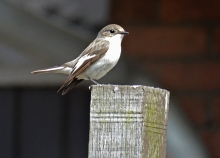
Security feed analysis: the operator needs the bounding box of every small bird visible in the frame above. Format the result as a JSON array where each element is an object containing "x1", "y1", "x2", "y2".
[{"x1": 31, "y1": 24, "x2": 128, "y2": 95}]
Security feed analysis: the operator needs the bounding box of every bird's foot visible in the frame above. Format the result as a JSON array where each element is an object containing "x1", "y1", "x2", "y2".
[{"x1": 88, "y1": 77, "x2": 100, "y2": 85}]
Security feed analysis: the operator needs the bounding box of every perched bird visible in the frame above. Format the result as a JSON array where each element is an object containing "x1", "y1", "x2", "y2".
[{"x1": 31, "y1": 24, "x2": 128, "y2": 95}]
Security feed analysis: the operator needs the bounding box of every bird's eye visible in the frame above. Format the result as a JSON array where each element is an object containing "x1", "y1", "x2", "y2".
[{"x1": 110, "y1": 29, "x2": 115, "y2": 33}]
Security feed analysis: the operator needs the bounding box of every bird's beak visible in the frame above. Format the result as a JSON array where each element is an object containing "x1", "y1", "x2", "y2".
[{"x1": 120, "y1": 31, "x2": 129, "y2": 35}]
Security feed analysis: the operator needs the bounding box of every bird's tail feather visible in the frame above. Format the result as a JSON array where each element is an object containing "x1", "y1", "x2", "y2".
[{"x1": 31, "y1": 66, "x2": 64, "y2": 74}]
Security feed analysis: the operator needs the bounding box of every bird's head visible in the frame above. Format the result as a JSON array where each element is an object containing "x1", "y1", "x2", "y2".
[{"x1": 97, "y1": 24, "x2": 129, "y2": 39}]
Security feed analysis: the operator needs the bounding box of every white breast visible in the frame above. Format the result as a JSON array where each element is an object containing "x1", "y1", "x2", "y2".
[{"x1": 77, "y1": 34, "x2": 124, "y2": 80}]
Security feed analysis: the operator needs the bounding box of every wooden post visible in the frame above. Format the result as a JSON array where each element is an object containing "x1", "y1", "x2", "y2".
[{"x1": 88, "y1": 85, "x2": 170, "y2": 158}]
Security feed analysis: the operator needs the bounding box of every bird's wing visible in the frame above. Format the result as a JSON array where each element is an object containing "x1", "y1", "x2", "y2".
[
  {"x1": 60, "y1": 79, "x2": 84, "y2": 95},
  {"x1": 57, "y1": 39, "x2": 109, "y2": 94}
]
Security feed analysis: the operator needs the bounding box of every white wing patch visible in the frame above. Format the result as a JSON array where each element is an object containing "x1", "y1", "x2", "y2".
[{"x1": 73, "y1": 54, "x2": 96, "y2": 72}]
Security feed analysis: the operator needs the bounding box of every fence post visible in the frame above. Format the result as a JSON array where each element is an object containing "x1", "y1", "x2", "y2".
[{"x1": 88, "y1": 85, "x2": 170, "y2": 158}]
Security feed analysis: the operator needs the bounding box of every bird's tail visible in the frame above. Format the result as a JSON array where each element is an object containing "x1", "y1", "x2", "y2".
[{"x1": 31, "y1": 66, "x2": 65, "y2": 74}]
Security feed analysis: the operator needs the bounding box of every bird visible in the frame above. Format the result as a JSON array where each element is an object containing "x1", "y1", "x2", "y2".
[{"x1": 31, "y1": 24, "x2": 128, "y2": 95}]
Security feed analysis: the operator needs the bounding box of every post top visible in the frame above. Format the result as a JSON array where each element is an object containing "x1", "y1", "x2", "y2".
[{"x1": 90, "y1": 84, "x2": 170, "y2": 94}]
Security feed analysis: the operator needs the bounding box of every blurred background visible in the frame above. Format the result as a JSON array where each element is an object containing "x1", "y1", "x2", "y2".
[{"x1": 0, "y1": 0, "x2": 219, "y2": 157}]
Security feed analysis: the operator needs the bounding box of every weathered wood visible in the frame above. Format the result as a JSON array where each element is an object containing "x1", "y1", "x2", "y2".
[{"x1": 88, "y1": 85, "x2": 170, "y2": 158}]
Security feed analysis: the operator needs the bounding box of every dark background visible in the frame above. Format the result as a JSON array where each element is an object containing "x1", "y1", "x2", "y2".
[{"x1": 0, "y1": 88, "x2": 90, "y2": 158}]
